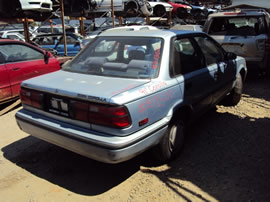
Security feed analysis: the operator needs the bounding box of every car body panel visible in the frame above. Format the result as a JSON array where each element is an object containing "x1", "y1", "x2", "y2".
[{"x1": 0, "y1": 63, "x2": 12, "y2": 101}]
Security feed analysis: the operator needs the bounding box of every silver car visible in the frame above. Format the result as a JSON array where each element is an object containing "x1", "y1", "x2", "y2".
[
  {"x1": 204, "y1": 9, "x2": 270, "y2": 75},
  {"x1": 16, "y1": 30, "x2": 247, "y2": 164}
]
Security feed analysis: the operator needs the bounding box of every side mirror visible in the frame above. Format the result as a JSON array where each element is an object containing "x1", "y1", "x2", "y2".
[
  {"x1": 44, "y1": 51, "x2": 49, "y2": 64},
  {"x1": 225, "y1": 52, "x2": 237, "y2": 60}
]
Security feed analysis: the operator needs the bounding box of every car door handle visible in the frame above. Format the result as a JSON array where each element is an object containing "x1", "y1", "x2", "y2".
[{"x1": 12, "y1": 67, "x2": 20, "y2": 71}]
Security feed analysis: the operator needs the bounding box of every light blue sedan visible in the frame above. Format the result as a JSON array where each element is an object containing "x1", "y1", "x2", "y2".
[{"x1": 16, "y1": 29, "x2": 247, "y2": 163}]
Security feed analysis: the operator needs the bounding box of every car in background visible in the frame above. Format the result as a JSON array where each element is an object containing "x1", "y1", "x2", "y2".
[
  {"x1": 148, "y1": 0, "x2": 173, "y2": 17},
  {"x1": 167, "y1": 0, "x2": 192, "y2": 18},
  {"x1": 15, "y1": 30, "x2": 247, "y2": 164},
  {"x1": 0, "y1": 0, "x2": 52, "y2": 19},
  {"x1": 203, "y1": 9, "x2": 270, "y2": 75},
  {"x1": 175, "y1": 0, "x2": 216, "y2": 17},
  {"x1": 32, "y1": 33, "x2": 83, "y2": 56},
  {"x1": 0, "y1": 39, "x2": 60, "y2": 104},
  {"x1": 19, "y1": 0, "x2": 53, "y2": 12},
  {"x1": 170, "y1": 24, "x2": 203, "y2": 31},
  {"x1": 63, "y1": 0, "x2": 153, "y2": 17},
  {"x1": 34, "y1": 25, "x2": 78, "y2": 34},
  {"x1": 0, "y1": 32, "x2": 26, "y2": 41}
]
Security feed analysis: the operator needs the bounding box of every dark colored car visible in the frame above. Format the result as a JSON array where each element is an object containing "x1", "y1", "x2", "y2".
[
  {"x1": 32, "y1": 33, "x2": 83, "y2": 56},
  {"x1": 0, "y1": 39, "x2": 60, "y2": 104}
]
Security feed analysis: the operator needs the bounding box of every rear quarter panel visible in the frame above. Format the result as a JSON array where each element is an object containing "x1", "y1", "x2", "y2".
[{"x1": 92, "y1": 79, "x2": 183, "y2": 136}]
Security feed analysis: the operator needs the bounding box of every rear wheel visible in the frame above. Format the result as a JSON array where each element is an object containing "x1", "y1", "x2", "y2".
[
  {"x1": 154, "y1": 5, "x2": 166, "y2": 17},
  {"x1": 153, "y1": 118, "x2": 185, "y2": 162},
  {"x1": 125, "y1": 2, "x2": 139, "y2": 17}
]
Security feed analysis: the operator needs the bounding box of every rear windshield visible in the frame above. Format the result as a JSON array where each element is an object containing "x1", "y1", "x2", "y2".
[
  {"x1": 63, "y1": 36, "x2": 163, "y2": 79},
  {"x1": 209, "y1": 16, "x2": 267, "y2": 36}
]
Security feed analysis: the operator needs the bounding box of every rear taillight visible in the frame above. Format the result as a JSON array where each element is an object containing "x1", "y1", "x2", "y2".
[
  {"x1": 70, "y1": 101, "x2": 131, "y2": 129},
  {"x1": 20, "y1": 88, "x2": 44, "y2": 109}
]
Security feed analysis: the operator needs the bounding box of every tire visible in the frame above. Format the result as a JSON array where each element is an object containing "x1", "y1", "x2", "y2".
[
  {"x1": 154, "y1": 5, "x2": 166, "y2": 17},
  {"x1": 176, "y1": 7, "x2": 188, "y2": 18},
  {"x1": 125, "y1": 2, "x2": 138, "y2": 17},
  {"x1": 153, "y1": 118, "x2": 185, "y2": 162},
  {"x1": 226, "y1": 74, "x2": 243, "y2": 106}
]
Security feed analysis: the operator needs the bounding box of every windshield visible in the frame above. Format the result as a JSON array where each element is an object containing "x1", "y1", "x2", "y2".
[
  {"x1": 63, "y1": 36, "x2": 163, "y2": 79},
  {"x1": 209, "y1": 16, "x2": 267, "y2": 36}
]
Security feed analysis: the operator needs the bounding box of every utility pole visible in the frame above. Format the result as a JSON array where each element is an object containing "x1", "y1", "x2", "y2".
[
  {"x1": 111, "y1": 0, "x2": 115, "y2": 27},
  {"x1": 60, "y1": 0, "x2": 67, "y2": 56},
  {"x1": 23, "y1": 17, "x2": 30, "y2": 43}
]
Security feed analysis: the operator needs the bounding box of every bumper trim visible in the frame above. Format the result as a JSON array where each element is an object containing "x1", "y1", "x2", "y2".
[{"x1": 16, "y1": 109, "x2": 168, "y2": 163}]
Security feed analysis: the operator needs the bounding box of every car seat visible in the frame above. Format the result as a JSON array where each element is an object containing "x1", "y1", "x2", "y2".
[{"x1": 128, "y1": 50, "x2": 145, "y2": 61}]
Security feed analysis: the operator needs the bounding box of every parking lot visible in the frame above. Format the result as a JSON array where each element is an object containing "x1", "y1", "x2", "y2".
[{"x1": 0, "y1": 74, "x2": 269, "y2": 202}]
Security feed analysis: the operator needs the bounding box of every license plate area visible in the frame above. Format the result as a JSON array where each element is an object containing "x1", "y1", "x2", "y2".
[{"x1": 48, "y1": 96, "x2": 69, "y2": 117}]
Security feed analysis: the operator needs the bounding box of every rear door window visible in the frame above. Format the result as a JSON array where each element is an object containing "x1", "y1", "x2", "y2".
[
  {"x1": 172, "y1": 37, "x2": 204, "y2": 75},
  {"x1": 194, "y1": 36, "x2": 224, "y2": 66},
  {"x1": 63, "y1": 36, "x2": 163, "y2": 79},
  {"x1": 209, "y1": 16, "x2": 267, "y2": 36}
]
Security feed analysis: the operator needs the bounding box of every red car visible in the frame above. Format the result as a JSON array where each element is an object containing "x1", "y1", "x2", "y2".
[
  {"x1": 0, "y1": 39, "x2": 60, "y2": 104},
  {"x1": 167, "y1": 1, "x2": 192, "y2": 18}
]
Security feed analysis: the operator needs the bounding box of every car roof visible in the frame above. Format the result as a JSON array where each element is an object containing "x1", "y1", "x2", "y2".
[
  {"x1": 0, "y1": 39, "x2": 18, "y2": 42},
  {"x1": 105, "y1": 25, "x2": 159, "y2": 32},
  {"x1": 0, "y1": 39, "x2": 45, "y2": 51},
  {"x1": 33, "y1": 32, "x2": 79, "y2": 37},
  {"x1": 209, "y1": 9, "x2": 266, "y2": 17},
  {"x1": 99, "y1": 29, "x2": 200, "y2": 38}
]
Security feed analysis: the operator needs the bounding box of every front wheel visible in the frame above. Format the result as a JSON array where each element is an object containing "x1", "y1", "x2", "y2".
[
  {"x1": 226, "y1": 74, "x2": 243, "y2": 106},
  {"x1": 153, "y1": 119, "x2": 185, "y2": 162}
]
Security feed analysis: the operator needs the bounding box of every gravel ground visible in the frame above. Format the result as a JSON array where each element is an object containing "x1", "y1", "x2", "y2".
[{"x1": 0, "y1": 76, "x2": 269, "y2": 202}]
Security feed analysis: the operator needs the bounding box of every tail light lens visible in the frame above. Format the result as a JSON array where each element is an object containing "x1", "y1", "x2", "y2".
[
  {"x1": 20, "y1": 88, "x2": 44, "y2": 109},
  {"x1": 70, "y1": 101, "x2": 131, "y2": 129},
  {"x1": 21, "y1": 88, "x2": 131, "y2": 129},
  {"x1": 70, "y1": 100, "x2": 89, "y2": 122}
]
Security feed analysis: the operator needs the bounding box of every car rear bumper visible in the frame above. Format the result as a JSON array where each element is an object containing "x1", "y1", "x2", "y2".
[{"x1": 15, "y1": 109, "x2": 168, "y2": 164}]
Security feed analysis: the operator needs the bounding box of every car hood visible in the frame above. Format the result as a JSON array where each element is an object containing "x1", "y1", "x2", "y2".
[{"x1": 22, "y1": 70, "x2": 150, "y2": 104}]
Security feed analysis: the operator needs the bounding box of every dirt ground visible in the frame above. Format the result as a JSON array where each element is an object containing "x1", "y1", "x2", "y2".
[{"x1": 0, "y1": 75, "x2": 270, "y2": 202}]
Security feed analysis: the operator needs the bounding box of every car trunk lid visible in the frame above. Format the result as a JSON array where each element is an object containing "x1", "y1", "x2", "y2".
[{"x1": 22, "y1": 70, "x2": 150, "y2": 104}]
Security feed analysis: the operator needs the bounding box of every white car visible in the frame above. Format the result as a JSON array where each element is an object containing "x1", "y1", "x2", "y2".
[
  {"x1": 148, "y1": 0, "x2": 173, "y2": 17},
  {"x1": 64, "y1": 0, "x2": 153, "y2": 17},
  {"x1": 105, "y1": 25, "x2": 159, "y2": 32},
  {"x1": 19, "y1": 0, "x2": 53, "y2": 12},
  {"x1": 0, "y1": 32, "x2": 25, "y2": 41}
]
